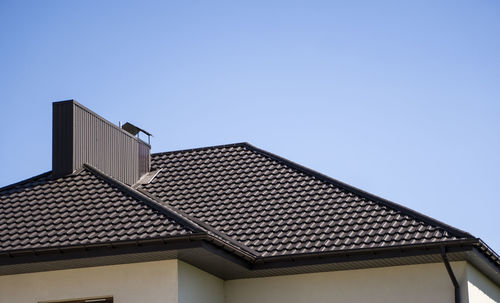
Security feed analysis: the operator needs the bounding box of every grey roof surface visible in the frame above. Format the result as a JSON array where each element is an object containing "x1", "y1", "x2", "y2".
[
  {"x1": 0, "y1": 167, "x2": 195, "y2": 252},
  {"x1": 142, "y1": 143, "x2": 471, "y2": 257}
]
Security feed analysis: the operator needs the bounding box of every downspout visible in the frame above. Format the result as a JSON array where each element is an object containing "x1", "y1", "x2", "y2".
[{"x1": 441, "y1": 246, "x2": 460, "y2": 303}]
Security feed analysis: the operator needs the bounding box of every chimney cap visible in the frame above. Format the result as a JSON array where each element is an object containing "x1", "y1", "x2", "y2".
[{"x1": 122, "y1": 122, "x2": 153, "y2": 137}]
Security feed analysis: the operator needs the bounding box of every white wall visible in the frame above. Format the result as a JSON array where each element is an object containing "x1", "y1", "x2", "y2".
[
  {"x1": 1, "y1": 259, "x2": 498, "y2": 303},
  {"x1": 178, "y1": 261, "x2": 224, "y2": 303},
  {"x1": 224, "y1": 262, "x2": 469, "y2": 303},
  {"x1": 0, "y1": 260, "x2": 179, "y2": 303},
  {"x1": 466, "y1": 263, "x2": 500, "y2": 303}
]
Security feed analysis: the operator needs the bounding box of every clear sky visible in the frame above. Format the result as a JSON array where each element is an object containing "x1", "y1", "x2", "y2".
[{"x1": 1, "y1": 1, "x2": 499, "y2": 253}]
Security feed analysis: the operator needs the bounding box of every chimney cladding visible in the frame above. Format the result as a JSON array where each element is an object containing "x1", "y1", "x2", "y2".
[{"x1": 52, "y1": 100, "x2": 151, "y2": 185}]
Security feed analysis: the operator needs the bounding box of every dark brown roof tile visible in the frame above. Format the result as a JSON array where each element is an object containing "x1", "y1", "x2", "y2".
[
  {"x1": 0, "y1": 169, "x2": 196, "y2": 252},
  {"x1": 1, "y1": 142, "x2": 491, "y2": 264},
  {"x1": 141, "y1": 143, "x2": 471, "y2": 257}
]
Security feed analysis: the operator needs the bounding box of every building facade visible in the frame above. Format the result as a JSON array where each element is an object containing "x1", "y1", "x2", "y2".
[{"x1": 0, "y1": 100, "x2": 499, "y2": 303}]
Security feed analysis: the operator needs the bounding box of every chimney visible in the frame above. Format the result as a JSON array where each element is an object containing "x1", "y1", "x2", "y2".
[{"x1": 52, "y1": 100, "x2": 151, "y2": 184}]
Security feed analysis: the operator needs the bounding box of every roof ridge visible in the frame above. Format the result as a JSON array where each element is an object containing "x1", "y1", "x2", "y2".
[
  {"x1": 151, "y1": 142, "x2": 248, "y2": 157},
  {"x1": 83, "y1": 164, "x2": 258, "y2": 260},
  {"x1": 82, "y1": 164, "x2": 203, "y2": 234},
  {"x1": 241, "y1": 142, "x2": 474, "y2": 240},
  {"x1": 0, "y1": 170, "x2": 52, "y2": 193}
]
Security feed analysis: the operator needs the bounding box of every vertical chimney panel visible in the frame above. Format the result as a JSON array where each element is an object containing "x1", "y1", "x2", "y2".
[
  {"x1": 52, "y1": 100, "x2": 150, "y2": 185},
  {"x1": 52, "y1": 101, "x2": 74, "y2": 177}
]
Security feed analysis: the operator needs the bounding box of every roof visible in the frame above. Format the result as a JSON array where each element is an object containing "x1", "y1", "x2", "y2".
[
  {"x1": 143, "y1": 143, "x2": 470, "y2": 257},
  {"x1": 0, "y1": 167, "x2": 196, "y2": 252},
  {"x1": 1, "y1": 142, "x2": 498, "y2": 276}
]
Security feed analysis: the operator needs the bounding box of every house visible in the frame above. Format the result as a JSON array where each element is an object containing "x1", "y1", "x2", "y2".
[{"x1": 0, "y1": 100, "x2": 499, "y2": 303}]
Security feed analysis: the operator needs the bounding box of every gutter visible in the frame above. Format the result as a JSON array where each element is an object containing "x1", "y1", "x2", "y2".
[
  {"x1": 252, "y1": 239, "x2": 478, "y2": 265},
  {"x1": 441, "y1": 246, "x2": 460, "y2": 303}
]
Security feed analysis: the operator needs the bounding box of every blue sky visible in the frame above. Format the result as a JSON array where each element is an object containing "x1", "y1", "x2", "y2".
[{"x1": 1, "y1": 1, "x2": 499, "y2": 252}]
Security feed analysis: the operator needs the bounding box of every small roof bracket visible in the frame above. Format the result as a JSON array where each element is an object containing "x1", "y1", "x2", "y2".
[{"x1": 122, "y1": 122, "x2": 153, "y2": 144}]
